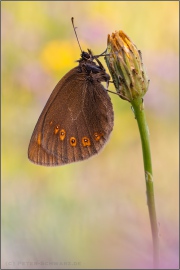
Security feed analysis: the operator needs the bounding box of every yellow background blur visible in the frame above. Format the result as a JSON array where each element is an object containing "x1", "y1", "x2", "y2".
[{"x1": 2, "y1": 2, "x2": 179, "y2": 269}]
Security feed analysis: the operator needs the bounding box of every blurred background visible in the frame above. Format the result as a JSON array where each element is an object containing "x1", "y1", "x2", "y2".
[{"x1": 2, "y1": 2, "x2": 179, "y2": 269}]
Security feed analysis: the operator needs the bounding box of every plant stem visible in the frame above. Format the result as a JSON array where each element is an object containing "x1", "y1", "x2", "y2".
[{"x1": 131, "y1": 97, "x2": 159, "y2": 268}]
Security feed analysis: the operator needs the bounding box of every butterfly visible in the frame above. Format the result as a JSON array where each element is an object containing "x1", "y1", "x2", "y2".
[{"x1": 28, "y1": 18, "x2": 114, "y2": 166}]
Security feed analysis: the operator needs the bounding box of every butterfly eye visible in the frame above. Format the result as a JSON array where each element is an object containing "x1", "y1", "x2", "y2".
[{"x1": 81, "y1": 51, "x2": 90, "y2": 60}]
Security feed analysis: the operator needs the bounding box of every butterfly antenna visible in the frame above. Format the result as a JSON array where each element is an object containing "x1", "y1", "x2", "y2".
[{"x1": 71, "y1": 17, "x2": 83, "y2": 53}]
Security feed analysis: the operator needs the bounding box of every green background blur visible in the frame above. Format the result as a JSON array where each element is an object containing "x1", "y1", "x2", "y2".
[{"x1": 2, "y1": 2, "x2": 179, "y2": 269}]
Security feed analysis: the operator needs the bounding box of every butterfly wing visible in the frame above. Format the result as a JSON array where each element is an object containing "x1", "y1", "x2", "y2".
[{"x1": 28, "y1": 67, "x2": 114, "y2": 166}]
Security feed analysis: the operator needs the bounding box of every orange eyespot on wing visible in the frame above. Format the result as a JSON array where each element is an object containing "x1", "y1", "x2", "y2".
[
  {"x1": 70, "y1": 137, "x2": 77, "y2": 147},
  {"x1": 59, "y1": 129, "x2": 66, "y2": 141},
  {"x1": 54, "y1": 125, "x2": 60, "y2": 134},
  {"x1": 94, "y1": 132, "x2": 103, "y2": 141},
  {"x1": 82, "y1": 136, "x2": 91, "y2": 146},
  {"x1": 37, "y1": 132, "x2": 42, "y2": 145}
]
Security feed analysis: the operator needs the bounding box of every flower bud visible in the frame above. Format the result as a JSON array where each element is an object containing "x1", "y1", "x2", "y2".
[{"x1": 105, "y1": 31, "x2": 149, "y2": 102}]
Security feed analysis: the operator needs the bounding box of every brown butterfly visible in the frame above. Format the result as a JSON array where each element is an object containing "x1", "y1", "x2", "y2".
[{"x1": 28, "y1": 18, "x2": 114, "y2": 166}]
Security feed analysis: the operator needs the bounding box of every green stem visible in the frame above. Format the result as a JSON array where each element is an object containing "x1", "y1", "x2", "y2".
[{"x1": 131, "y1": 98, "x2": 159, "y2": 268}]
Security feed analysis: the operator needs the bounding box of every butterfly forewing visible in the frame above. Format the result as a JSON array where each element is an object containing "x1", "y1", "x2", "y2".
[{"x1": 28, "y1": 65, "x2": 114, "y2": 166}]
